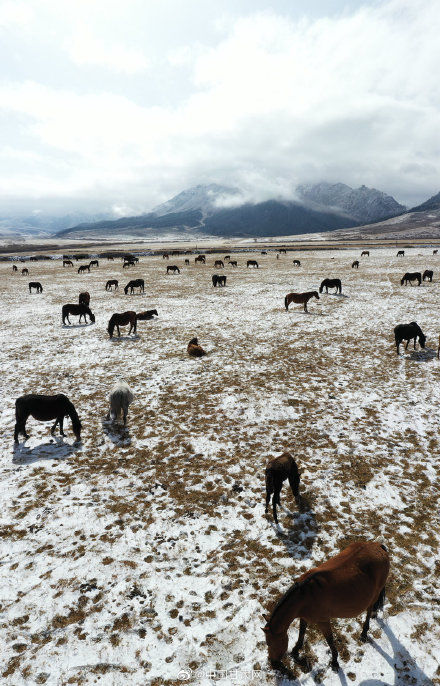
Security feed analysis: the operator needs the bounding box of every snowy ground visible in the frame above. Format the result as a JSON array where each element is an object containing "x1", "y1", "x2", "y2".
[{"x1": 1, "y1": 247, "x2": 439, "y2": 686}]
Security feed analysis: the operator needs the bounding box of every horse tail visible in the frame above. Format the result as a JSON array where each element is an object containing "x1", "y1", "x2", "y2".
[
  {"x1": 372, "y1": 585, "x2": 386, "y2": 614},
  {"x1": 284, "y1": 295, "x2": 289, "y2": 311}
]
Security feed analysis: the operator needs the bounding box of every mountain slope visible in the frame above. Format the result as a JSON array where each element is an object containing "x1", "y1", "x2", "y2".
[
  {"x1": 410, "y1": 191, "x2": 440, "y2": 212},
  {"x1": 152, "y1": 184, "x2": 240, "y2": 216}
]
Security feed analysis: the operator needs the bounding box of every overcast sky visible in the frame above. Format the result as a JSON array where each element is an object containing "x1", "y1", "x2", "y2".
[{"x1": 1, "y1": 0, "x2": 439, "y2": 216}]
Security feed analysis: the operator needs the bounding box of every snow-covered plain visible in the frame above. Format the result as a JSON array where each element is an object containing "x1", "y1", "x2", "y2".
[{"x1": 1, "y1": 248, "x2": 439, "y2": 686}]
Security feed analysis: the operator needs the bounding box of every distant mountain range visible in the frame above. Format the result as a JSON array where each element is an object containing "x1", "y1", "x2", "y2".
[{"x1": 0, "y1": 211, "x2": 111, "y2": 238}]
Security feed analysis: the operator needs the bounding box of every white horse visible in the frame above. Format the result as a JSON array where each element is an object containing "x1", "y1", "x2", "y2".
[{"x1": 106, "y1": 382, "x2": 134, "y2": 425}]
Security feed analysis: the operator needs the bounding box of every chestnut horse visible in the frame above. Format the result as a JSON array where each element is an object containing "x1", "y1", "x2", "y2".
[
  {"x1": 263, "y1": 541, "x2": 390, "y2": 672},
  {"x1": 187, "y1": 337, "x2": 206, "y2": 357},
  {"x1": 108, "y1": 311, "x2": 137, "y2": 338},
  {"x1": 319, "y1": 278, "x2": 342, "y2": 294},
  {"x1": 63, "y1": 260, "x2": 73, "y2": 267},
  {"x1": 265, "y1": 453, "x2": 300, "y2": 524},
  {"x1": 400, "y1": 272, "x2": 421, "y2": 286},
  {"x1": 285, "y1": 291, "x2": 319, "y2": 313},
  {"x1": 14, "y1": 393, "x2": 82, "y2": 443},
  {"x1": 22, "y1": 268, "x2": 29, "y2": 275},
  {"x1": 29, "y1": 282, "x2": 43, "y2": 293}
]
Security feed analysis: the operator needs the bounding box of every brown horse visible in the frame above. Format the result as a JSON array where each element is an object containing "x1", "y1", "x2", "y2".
[
  {"x1": 63, "y1": 260, "x2": 73, "y2": 267},
  {"x1": 319, "y1": 278, "x2": 342, "y2": 294},
  {"x1": 12, "y1": 265, "x2": 18, "y2": 272},
  {"x1": 29, "y1": 282, "x2": 43, "y2": 293},
  {"x1": 79, "y1": 291, "x2": 90, "y2": 306},
  {"x1": 214, "y1": 260, "x2": 224, "y2": 268},
  {"x1": 195, "y1": 255, "x2": 206, "y2": 264},
  {"x1": 229, "y1": 260, "x2": 237, "y2": 267},
  {"x1": 167, "y1": 265, "x2": 180, "y2": 274},
  {"x1": 89, "y1": 259, "x2": 99, "y2": 268},
  {"x1": 22, "y1": 268, "x2": 29, "y2": 275},
  {"x1": 123, "y1": 260, "x2": 135, "y2": 268},
  {"x1": 361, "y1": 250, "x2": 369, "y2": 256},
  {"x1": 265, "y1": 453, "x2": 300, "y2": 524},
  {"x1": 187, "y1": 337, "x2": 206, "y2": 357},
  {"x1": 78, "y1": 264, "x2": 90, "y2": 273},
  {"x1": 136, "y1": 309, "x2": 158, "y2": 320},
  {"x1": 184, "y1": 259, "x2": 190, "y2": 265},
  {"x1": 124, "y1": 279, "x2": 144, "y2": 294},
  {"x1": 108, "y1": 311, "x2": 137, "y2": 338},
  {"x1": 285, "y1": 291, "x2": 319, "y2": 313},
  {"x1": 14, "y1": 393, "x2": 82, "y2": 443},
  {"x1": 400, "y1": 272, "x2": 421, "y2": 286},
  {"x1": 263, "y1": 541, "x2": 390, "y2": 672},
  {"x1": 423, "y1": 269, "x2": 433, "y2": 282},
  {"x1": 163, "y1": 253, "x2": 169, "y2": 259},
  {"x1": 352, "y1": 260, "x2": 359, "y2": 268}
]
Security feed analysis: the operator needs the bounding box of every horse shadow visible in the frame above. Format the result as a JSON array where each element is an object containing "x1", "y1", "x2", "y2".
[
  {"x1": 12, "y1": 437, "x2": 79, "y2": 464},
  {"x1": 62, "y1": 322, "x2": 94, "y2": 329},
  {"x1": 272, "y1": 493, "x2": 318, "y2": 561},
  {"x1": 102, "y1": 419, "x2": 132, "y2": 445},
  {"x1": 109, "y1": 335, "x2": 140, "y2": 343},
  {"x1": 409, "y1": 347, "x2": 437, "y2": 362}
]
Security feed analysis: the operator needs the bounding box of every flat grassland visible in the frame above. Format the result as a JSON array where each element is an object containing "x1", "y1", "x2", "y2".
[{"x1": 1, "y1": 247, "x2": 439, "y2": 685}]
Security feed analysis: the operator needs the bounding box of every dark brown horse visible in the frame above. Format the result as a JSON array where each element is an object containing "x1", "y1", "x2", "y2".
[
  {"x1": 124, "y1": 279, "x2": 144, "y2": 294},
  {"x1": 433, "y1": 250, "x2": 438, "y2": 255},
  {"x1": 187, "y1": 337, "x2": 206, "y2": 357},
  {"x1": 185, "y1": 259, "x2": 190, "y2": 265},
  {"x1": 247, "y1": 260, "x2": 259, "y2": 268},
  {"x1": 105, "y1": 279, "x2": 118, "y2": 291},
  {"x1": 352, "y1": 260, "x2": 359, "y2": 269},
  {"x1": 263, "y1": 541, "x2": 389, "y2": 672},
  {"x1": 163, "y1": 253, "x2": 169, "y2": 259},
  {"x1": 319, "y1": 278, "x2": 342, "y2": 294},
  {"x1": 108, "y1": 311, "x2": 137, "y2": 338},
  {"x1": 285, "y1": 291, "x2": 319, "y2": 313},
  {"x1": 265, "y1": 453, "x2": 300, "y2": 525},
  {"x1": 400, "y1": 272, "x2": 421, "y2": 286},
  {"x1": 89, "y1": 259, "x2": 99, "y2": 268},
  {"x1": 397, "y1": 250, "x2": 405, "y2": 256},
  {"x1": 423, "y1": 269, "x2": 433, "y2": 282},
  {"x1": 279, "y1": 249, "x2": 287, "y2": 254},
  {"x1": 136, "y1": 309, "x2": 158, "y2": 320},
  {"x1": 394, "y1": 321, "x2": 426, "y2": 354},
  {"x1": 12, "y1": 265, "x2": 18, "y2": 272},
  {"x1": 229, "y1": 260, "x2": 238, "y2": 267},
  {"x1": 29, "y1": 282, "x2": 43, "y2": 293},
  {"x1": 22, "y1": 268, "x2": 29, "y2": 275},
  {"x1": 214, "y1": 260, "x2": 224, "y2": 268},
  {"x1": 167, "y1": 265, "x2": 180, "y2": 274},
  {"x1": 361, "y1": 250, "x2": 369, "y2": 256},
  {"x1": 224, "y1": 255, "x2": 231, "y2": 261},
  {"x1": 123, "y1": 260, "x2": 135, "y2": 268},
  {"x1": 292, "y1": 259, "x2": 301, "y2": 267},
  {"x1": 79, "y1": 291, "x2": 90, "y2": 306},
  {"x1": 62, "y1": 304, "x2": 95, "y2": 325},
  {"x1": 195, "y1": 255, "x2": 206, "y2": 264},
  {"x1": 63, "y1": 260, "x2": 73, "y2": 267},
  {"x1": 212, "y1": 274, "x2": 226, "y2": 287},
  {"x1": 14, "y1": 393, "x2": 82, "y2": 443},
  {"x1": 78, "y1": 264, "x2": 90, "y2": 273}
]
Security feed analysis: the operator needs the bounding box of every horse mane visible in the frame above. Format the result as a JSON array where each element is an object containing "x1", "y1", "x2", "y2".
[{"x1": 268, "y1": 574, "x2": 319, "y2": 626}]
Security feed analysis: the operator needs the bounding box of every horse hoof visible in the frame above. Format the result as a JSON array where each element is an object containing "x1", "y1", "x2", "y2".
[
  {"x1": 331, "y1": 661, "x2": 340, "y2": 672},
  {"x1": 360, "y1": 633, "x2": 368, "y2": 643}
]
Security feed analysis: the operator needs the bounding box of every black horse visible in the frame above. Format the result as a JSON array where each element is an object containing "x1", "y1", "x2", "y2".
[
  {"x1": 247, "y1": 260, "x2": 259, "y2": 268},
  {"x1": 14, "y1": 393, "x2": 82, "y2": 443},
  {"x1": 62, "y1": 304, "x2": 95, "y2": 325},
  {"x1": 212, "y1": 274, "x2": 227, "y2": 287},
  {"x1": 29, "y1": 282, "x2": 43, "y2": 293},
  {"x1": 106, "y1": 279, "x2": 119, "y2": 290},
  {"x1": 293, "y1": 260, "x2": 301, "y2": 267},
  {"x1": 352, "y1": 260, "x2": 359, "y2": 269},
  {"x1": 124, "y1": 279, "x2": 145, "y2": 294},
  {"x1": 423, "y1": 270, "x2": 433, "y2": 282},
  {"x1": 401, "y1": 272, "x2": 421, "y2": 286},
  {"x1": 167, "y1": 265, "x2": 180, "y2": 274},
  {"x1": 319, "y1": 278, "x2": 342, "y2": 294},
  {"x1": 394, "y1": 322, "x2": 426, "y2": 355},
  {"x1": 136, "y1": 309, "x2": 158, "y2": 320}
]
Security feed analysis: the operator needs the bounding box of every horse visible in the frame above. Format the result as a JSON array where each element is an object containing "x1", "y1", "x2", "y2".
[
  {"x1": 79, "y1": 292, "x2": 90, "y2": 306},
  {"x1": 108, "y1": 311, "x2": 137, "y2": 338},
  {"x1": 105, "y1": 279, "x2": 119, "y2": 291},
  {"x1": 123, "y1": 260, "x2": 135, "y2": 268},
  {"x1": 106, "y1": 381, "x2": 134, "y2": 425},
  {"x1": 397, "y1": 250, "x2": 405, "y2": 257},
  {"x1": 12, "y1": 265, "x2": 18, "y2": 272},
  {"x1": 394, "y1": 322, "x2": 426, "y2": 354},
  {"x1": 229, "y1": 260, "x2": 237, "y2": 267},
  {"x1": 195, "y1": 255, "x2": 206, "y2": 264},
  {"x1": 89, "y1": 260, "x2": 99, "y2": 268},
  {"x1": 63, "y1": 260, "x2": 73, "y2": 267},
  {"x1": 261, "y1": 251, "x2": 267, "y2": 255},
  {"x1": 292, "y1": 260, "x2": 301, "y2": 267},
  {"x1": 78, "y1": 265, "x2": 90, "y2": 274},
  {"x1": 224, "y1": 255, "x2": 231, "y2": 261},
  {"x1": 22, "y1": 268, "x2": 29, "y2": 275},
  {"x1": 62, "y1": 304, "x2": 95, "y2": 325},
  {"x1": 29, "y1": 282, "x2": 43, "y2": 293},
  {"x1": 184, "y1": 259, "x2": 190, "y2": 265},
  {"x1": 14, "y1": 393, "x2": 82, "y2": 443},
  {"x1": 361, "y1": 250, "x2": 369, "y2": 256},
  {"x1": 247, "y1": 260, "x2": 259, "y2": 268},
  {"x1": 319, "y1": 278, "x2": 342, "y2": 294},
  {"x1": 265, "y1": 453, "x2": 300, "y2": 524},
  {"x1": 212, "y1": 274, "x2": 226, "y2": 287},
  {"x1": 279, "y1": 249, "x2": 287, "y2": 254},
  {"x1": 107, "y1": 256, "x2": 115, "y2": 261},
  {"x1": 167, "y1": 265, "x2": 180, "y2": 274},
  {"x1": 352, "y1": 260, "x2": 359, "y2": 269},
  {"x1": 263, "y1": 541, "x2": 390, "y2": 672},
  {"x1": 136, "y1": 309, "x2": 158, "y2": 320},
  {"x1": 423, "y1": 269, "x2": 433, "y2": 282},
  {"x1": 163, "y1": 253, "x2": 169, "y2": 259},
  {"x1": 124, "y1": 279, "x2": 145, "y2": 294},
  {"x1": 187, "y1": 337, "x2": 207, "y2": 357},
  {"x1": 400, "y1": 272, "x2": 421, "y2": 286},
  {"x1": 214, "y1": 260, "x2": 224, "y2": 268},
  {"x1": 433, "y1": 250, "x2": 438, "y2": 255},
  {"x1": 285, "y1": 291, "x2": 319, "y2": 313}
]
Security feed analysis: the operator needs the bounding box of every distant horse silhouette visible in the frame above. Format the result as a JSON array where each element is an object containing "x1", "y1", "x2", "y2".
[
  {"x1": 12, "y1": 265, "x2": 18, "y2": 272},
  {"x1": 22, "y1": 268, "x2": 29, "y2": 275},
  {"x1": 261, "y1": 251, "x2": 267, "y2": 255},
  {"x1": 136, "y1": 309, "x2": 158, "y2": 320},
  {"x1": 229, "y1": 260, "x2": 237, "y2": 267},
  {"x1": 63, "y1": 260, "x2": 73, "y2": 267},
  {"x1": 285, "y1": 291, "x2": 319, "y2": 313},
  {"x1": 401, "y1": 272, "x2": 421, "y2": 286},
  {"x1": 123, "y1": 260, "x2": 135, "y2": 268},
  {"x1": 108, "y1": 311, "x2": 137, "y2": 338},
  {"x1": 62, "y1": 303, "x2": 95, "y2": 325},
  {"x1": 263, "y1": 541, "x2": 390, "y2": 672},
  {"x1": 163, "y1": 253, "x2": 169, "y2": 259},
  {"x1": 279, "y1": 249, "x2": 287, "y2": 254},
  {"x1": 361, "y1": 250, "x2": 369, "y2": 256},
  {"x1": 433, "y1": 250, "x2": 438, "y2": 255},
  {"x1": 79, "y1": 292, "x2": 90, "y2": 306},
  {"x1": 247, "y1": 260, "x2": 259, "y2": 268},
  {"x1": 397, "y1": 250, "x2": 405, "y2": 256},
  {"x1": 195, "y1": 255, "x2": 206, "y2": 264},
  {"x1": 423, "y1": 269, "x2": 433, "y2": 282},
  {"x1": 167, "y1": 265, "x2": 180, "y2": 274},
  {"x1": 214, "y1": 260, "x2": 224, "y2": 268},
  {"x1": 352, "y1": 260, "x2": 359, "y2": 269},
  {"x1": 293, "y1": 260, "x2": 301, "y2": 267},
  {"x1": 106, "y1": 279, "x2": 119, "y2": 291},
  {"x1": 212, "y1": 274, "x2": 226, "y2": 287},
  {"x1": 107, "y1": 256, "x2": 115, "y2": 260},
  {"x1": 29, "y1": 282, "x2": 43, "y2": 293},
  {"x1": 124, "y1": 279, "x2": 145, "y2": 294},
  {"x1": 319, "y1": 278, "x2": 342, "y2": 294},
  {"x1": 265, "y1": 453, "x2": 300, "y2": 524},
  {"x1": 89, "y1": 260, "x2": 99, "y2": 268},
  {"x1": 14, "y1": 393, "x2": 82, "y2": 443},
  {"x1": 224, "y1": 255, "x2": 231, "y2": 261},
  {"x1": 78, "y1": 265, "x2": 90, "y2": 274},
  {"x1": 437, "y1": 335, "x2": 440, "y2": 359},
  {"x1": 187, "y1": 337, "x2": 206, "y2": 357},
  {"x1": 185, "y1": 259, "x2": 190, "y2": 265},
  {"x1": 394, "y1": 321, "x2": 426, "y2": 354}
]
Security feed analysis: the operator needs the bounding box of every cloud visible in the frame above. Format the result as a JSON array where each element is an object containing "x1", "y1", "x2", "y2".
[{"x1": 65, "y1": 28, "x2": 150, "y2": 74}]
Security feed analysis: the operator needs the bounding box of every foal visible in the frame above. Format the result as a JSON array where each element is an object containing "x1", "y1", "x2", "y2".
[
  {"x1": 187, "y1": 337, "x2": 207, "y2": 357},
  {"x1": 265, "y1": 453, "x2": 300, "y2": 524}
]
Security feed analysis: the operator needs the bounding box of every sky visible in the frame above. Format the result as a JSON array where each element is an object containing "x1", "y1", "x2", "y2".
[{"x1": 0, "y1": 0, "x2": 439, "y2": 217}]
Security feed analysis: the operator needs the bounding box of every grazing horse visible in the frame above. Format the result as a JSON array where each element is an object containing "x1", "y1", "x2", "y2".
[
  {"x1": 63, "y1": 260, "x2": 73, "y2": 267},
  {"x1": 12, "y1": 265, "x2": 18, "y2": 272},
  {"x1": 400, "y1": 272, "x2": 421, "y2": 286},
  {"x1": 123, "y1": 260, "x2": 135, "y2": 268},
  {"x1": 285, "y1": 291, "x2": 319, "y2": 313},
  {"x1": 319, "y1": 278, "x2": 342, "y2": 294},
  {"x1": 163, "y1": 253, "x2": 169, "y2": 259},
  {"x1": 167, "y1": 265, "x2": 180, "y2": 274},
  {"x1": 247, "y1": 260, "x2": 259, "y2": 268},
  {"x1": 293, "y1": 260, "x2": 301, "y2": 267},
  {"x1": 22, "y1": 268, "x2": 29, "y2": 275},
  {"x1": 89, "y1": 260, "x2": 99, "y2": 268},
  {"x1": 279, "y1": 249, "x2": 287, "y2": 254},
  {"x1": 136, "y1": 309, "x2": 158, "y2": 320},
  {"x1": 352, "y1": 260, "x2": 359, "y2": 269},
  {"x1": 214, "y1": 260, "x2": 224, "y2": 268},
  {"x1": 423, "y1": 269, "x2": 433, "y2": 282},
  {"x1": 433, "y1": 250, "x2": 438, "y2": 255},
  {"x1": 124, "y1": 279, "x2": 145, "y2": 294},
  {"x1": 185, "y1": 259, "x2": 190, "y2": 265},
  {"x1": 187, "y1": 337, "x2": 207, "y2": 357},
  {"x1": 397, "y1": 250, "x2": 405, "y2": 257},
  {"x1": 62, "y1": 304, "x2": 95, "y2": 325},
  {"x1": 108, "y1": 311, "x2": 137, "y2": 338},
  {"x1": 195, "y1": 255, "x2": 206, "y2": 264},
  {"x1": 263, "y1": 541, "x2": 390, "y2": 672},
  {"x1": 261, "y1": 251, "x2": 267, "y2": 255},
  {"x1": 265, "y1": 453, "x2": 300, "y2": 525},
  {"x1": 105, "y1": 279, "x2": 119, "y2": 291},
  {"x1": 106, "y1": 381, "x2": 134, "y2": 425},
  {"x1": 79, "y1": 291, "x2": 90, "y2": 306},
  {"x1": 229, "y1": 260, "x2": 238, "y2": 267},
  {"x1": 29, "y1": 282, "x2": 43, "y2": 293},
  {"x1": 224, "y1": 255, "x2": 231, "y2": 261},
  {"x1": 394, "y1": 322, "x2": 426, "y2": 354},
  {"x1": 78, "y1": 264, "x2": 90, "y2": 274},
  {"x1": 361, "y1": 250, "x2": 369, "y2": 256},
  {"x1": 212, "y1": 274, "x2": 226, "y2": 287},
  {"x1": 14, "y1": 393, "x2": 82, "y2": 443}
]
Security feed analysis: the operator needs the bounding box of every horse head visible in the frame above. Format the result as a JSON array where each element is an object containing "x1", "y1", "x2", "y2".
[
  {"x1": 262, "y1": 622, "x2": 288, "y2": 663},
  {"x1": 89, "y1": 311, "x2": 96, "y2": 323}
]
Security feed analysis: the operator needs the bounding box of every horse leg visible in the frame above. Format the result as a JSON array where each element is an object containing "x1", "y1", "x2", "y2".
[
  {"x1": 51, "y1": 419, "x2": 58, "y2": 435},
  {"x1": 273, "y1": 483, "x2": 282, "y2": 524},
  {"x1": 59, "y1": 415, "x2": 66, "y2": 436},
  {"x1": 304, "y1": 301, "x2": 308, "y2": 313},
  {"x1": 288, "y1": 473, "x2": 300, "y2": 502},
  {"x1": 117, "y1": 325, "x2": 121, "y2": 337},
  {"x1": 265, "y1": 484, "x2": 273, "y2": 515},
  {"x1": 360, "y1": 606, "x2": 373, "y2": 642},
  {"x1": 291, "y1": 619, "x2": 307, "y2": 660},
  {"x1": 316, "y1": 621, "x2": 339, "y2": 671}
]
